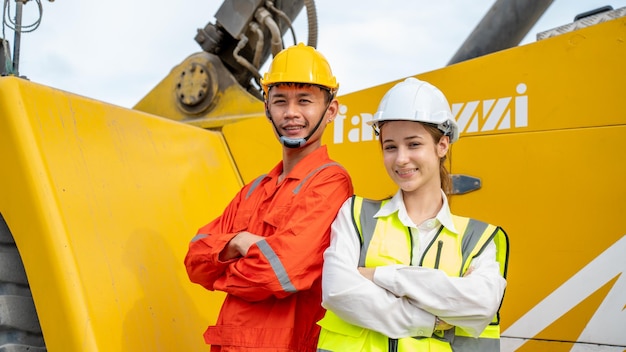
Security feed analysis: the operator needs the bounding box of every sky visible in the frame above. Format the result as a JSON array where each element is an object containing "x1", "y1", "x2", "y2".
[{"x1": 4, "y1": 0, "x2": 626, "y2": 108}]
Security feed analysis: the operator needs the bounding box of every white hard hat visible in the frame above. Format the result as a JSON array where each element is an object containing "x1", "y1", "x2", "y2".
[{"x1": 369, "y1": 77, "x2": 459, "y2": 143}]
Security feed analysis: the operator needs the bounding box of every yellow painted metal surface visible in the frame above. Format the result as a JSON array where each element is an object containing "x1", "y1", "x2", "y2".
[
  {"x1": 0, "y1": 76, "x2": 239, "y2": 351},
  {"x1": 222, "y1": 116, "x2": 280, "y2": 184},
  {"x1": 1, "y1": 11, "x2": 624, "y2": 352},
  {"x1": 324, "y1": 16, "x2": 626, "y2": 198},
  {"x1": 133, "y1": 52, "x2": 264, "y2": 129}
]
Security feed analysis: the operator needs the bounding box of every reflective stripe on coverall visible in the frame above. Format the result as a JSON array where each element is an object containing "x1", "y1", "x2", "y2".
[
  {"x1": 185, "y1": 145, "x2": 353, "y2": 352},
  {"x1": 317, "y1": 195, "x2": 509, "y2": 352}
]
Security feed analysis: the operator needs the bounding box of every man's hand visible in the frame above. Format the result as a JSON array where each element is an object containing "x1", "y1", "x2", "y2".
[{"x1": 220, "y1": 231, "x2": 265, "y2": 261}]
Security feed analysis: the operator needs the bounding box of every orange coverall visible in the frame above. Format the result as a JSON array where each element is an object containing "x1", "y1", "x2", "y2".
[{"x1": 185, "y1": 146, "x2": 353, "y2": 352}]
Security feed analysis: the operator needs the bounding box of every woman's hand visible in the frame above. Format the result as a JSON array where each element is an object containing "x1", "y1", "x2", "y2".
[
  {"x1": 435, "y1": 316, "x2": 454, "y2": 331},
  {"x1": 358, "y1": 267, "x2": 376, "y2": 281}
]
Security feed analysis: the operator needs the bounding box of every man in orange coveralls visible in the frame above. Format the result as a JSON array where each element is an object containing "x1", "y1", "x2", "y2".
[{"x1": 184, "y1": 43, "x2": 354, "y2": 352}]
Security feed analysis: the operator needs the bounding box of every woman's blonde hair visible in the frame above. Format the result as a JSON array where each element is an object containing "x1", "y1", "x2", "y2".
[{"x1": 421, "y1": 123, "x2": 452, "y2": 195}]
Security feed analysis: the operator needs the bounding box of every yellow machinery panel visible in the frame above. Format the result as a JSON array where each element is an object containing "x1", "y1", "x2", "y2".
[
  {"x1": 0, "y1": 77, "x2": 239, "y2": 351},
  {"x1": 452, "y1": 126, "x2": 626, "y2": 349},
  {"x1": 222, "y1": 114, "x2": 279, "y2": 185},
  {"x1": 133, "y1": 52, "x2": 264, "y2": 129},
  {"x1": 1, "y1": 9, "x2": 624, "y2": 352},
  {"x1": 324, "y1": 15, "x2": 626, "y2": 197}
]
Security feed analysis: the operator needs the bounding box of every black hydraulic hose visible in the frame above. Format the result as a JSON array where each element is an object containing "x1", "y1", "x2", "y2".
[{"x1": 303, "y1": 0, "x2": 318, "y2": 48}]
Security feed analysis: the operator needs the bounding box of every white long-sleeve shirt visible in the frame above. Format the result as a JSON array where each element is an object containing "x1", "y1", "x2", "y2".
[{"x1": 321, "y1": 190, "x2": 507, "y2": 339}]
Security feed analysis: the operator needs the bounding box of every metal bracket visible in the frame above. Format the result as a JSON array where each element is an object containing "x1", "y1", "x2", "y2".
[{"x1": 451, "y1": 174, "x2": 482, "y2": 195}]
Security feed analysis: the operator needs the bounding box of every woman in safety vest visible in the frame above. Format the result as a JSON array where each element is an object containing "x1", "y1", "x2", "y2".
[{"x1": 317, "y1": 77, "x2": 509, "y2": 351}]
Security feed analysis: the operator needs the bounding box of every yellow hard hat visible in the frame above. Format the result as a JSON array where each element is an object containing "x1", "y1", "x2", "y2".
[{"x1": 260, "y1": 43, "x2": 339, "y2": 97}]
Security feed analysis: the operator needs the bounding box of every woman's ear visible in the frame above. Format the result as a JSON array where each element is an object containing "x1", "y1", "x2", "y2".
[{"x1": 437, "y1": 135, "x2": 450, "y2": 158}]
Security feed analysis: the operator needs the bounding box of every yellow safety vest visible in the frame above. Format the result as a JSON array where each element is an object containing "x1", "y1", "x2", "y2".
[{"x1": 318, "y1": 196, "x2": 509, "y2": 352}]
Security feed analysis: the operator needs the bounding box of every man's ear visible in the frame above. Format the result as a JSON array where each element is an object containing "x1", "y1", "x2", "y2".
[
  {"x1": 264, "y1": 102, "x2": 271, "y2": 120},
  {"x1": 325, "y1": 99, "x2": 339, "y2": 123}
]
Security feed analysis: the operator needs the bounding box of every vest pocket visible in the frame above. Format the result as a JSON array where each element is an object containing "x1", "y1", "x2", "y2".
[
  {"x1": 317, "y1": 312, "x2": 369, "y2": 351},
  {"x1": 318, "y1": 312, "x2": 364, "y2": 337}
]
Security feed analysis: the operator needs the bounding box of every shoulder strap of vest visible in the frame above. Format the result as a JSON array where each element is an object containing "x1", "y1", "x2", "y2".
[
  {"x1": 491, "y1": 227, "x2": 510, "y2": 279},
  {"x1": 351, "y1": 196, "x2": 384, "y2": 267},
  {"x1": 350, "y1": 195, "x2": 363, "y2": 246},
  {"x1": 451, "y1": 215, "x2": 509, "y2": 278},
  {"x1": 456, "y1": 216, "x2": 490, "y2": 268},
  {"x1": 452, "y1": 215, "x2": 510, "y2": 326},
  {"x1": 464, "y1": 219, "x2": 509, "y2": 279},
  {"x1": 490, "y1": 226, "x2": 509, "y2": 326}
]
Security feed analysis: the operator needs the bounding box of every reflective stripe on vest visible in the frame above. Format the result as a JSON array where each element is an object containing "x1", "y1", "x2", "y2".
[{"x1": 318, "y1": 195, "x2": 509, "y2": 352}]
